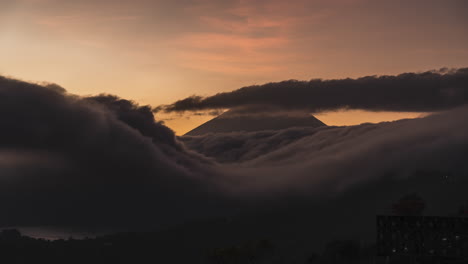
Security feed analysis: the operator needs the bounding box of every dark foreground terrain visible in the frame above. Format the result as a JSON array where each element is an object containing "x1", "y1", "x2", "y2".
[
  {"x1": 0, "y1": 227, "x2": 465, "y2": 264},
  {"x1": 0, "y1": 227, "x2": 372, "y2": 264}
]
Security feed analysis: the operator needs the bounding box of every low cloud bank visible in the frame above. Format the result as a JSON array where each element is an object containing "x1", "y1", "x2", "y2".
[
  {"x1": 184, "y1": 106, "x2": 468, "y2": 200},
  {"x1": 1, "y1": 75, "x2": 468, "y2": 240},
  {"x1": 182, "y1": 108, "x2": 468, "y2": 249}
]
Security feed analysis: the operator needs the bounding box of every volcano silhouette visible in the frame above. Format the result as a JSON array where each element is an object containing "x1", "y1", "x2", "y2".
[{"x1": 185, "y1": 107, "x2": 326, "y2": 136}]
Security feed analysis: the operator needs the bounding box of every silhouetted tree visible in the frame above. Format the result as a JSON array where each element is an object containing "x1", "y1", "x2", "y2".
[
  {"x1": 306, "y1": 252, "x2": 319, "y2": 263},
  {"x1": 321, "y1": 240, "x2": 360, "y2": 264},
  {"x1": 392, "y1": 193, "x2": 426, "y2": 216},
  {"x1": 458, "y1": 203, "x2": 468, "y2": 216},
  {"x1": 0, "y1": 229, "x2": 21, "y2": 241},
  {"x1": 208, "y1": 239, "x2": 274, "y2": 264}
]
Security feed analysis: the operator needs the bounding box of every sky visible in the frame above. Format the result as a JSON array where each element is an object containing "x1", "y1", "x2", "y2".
[{"x1": 1, "y1": 0, "x2": 467, "y2": 134}]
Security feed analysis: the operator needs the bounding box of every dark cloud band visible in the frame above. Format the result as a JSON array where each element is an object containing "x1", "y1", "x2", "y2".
[{"x1": 156, "y1": 68, "x2": 468, "y2": 113}]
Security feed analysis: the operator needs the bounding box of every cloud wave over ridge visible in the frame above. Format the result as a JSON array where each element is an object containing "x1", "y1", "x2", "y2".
[{"x1": 0, "y1": 76, "x2": 226, "y2": 229}]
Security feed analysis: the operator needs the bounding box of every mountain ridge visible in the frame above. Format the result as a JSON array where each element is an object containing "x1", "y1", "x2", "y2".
[{"x1": 185, "y1": 108, "x2": 326, "y2": 136}]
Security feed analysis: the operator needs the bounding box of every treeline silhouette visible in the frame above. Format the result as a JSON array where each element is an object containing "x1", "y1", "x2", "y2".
[
  {"x1": 2, "y1": 190, "x2": 466, "y2": 263},
  {"x1": 0, "y1": 228, "x2": 385, "y2": 264},
  {"x1": 2, "y1": 228, "x2": 465, "y2": 264}
]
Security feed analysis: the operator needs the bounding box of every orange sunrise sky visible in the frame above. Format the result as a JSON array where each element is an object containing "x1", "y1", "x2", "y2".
[{"x1": 1, "y1": 0, "x2": 467, "y2": 134}]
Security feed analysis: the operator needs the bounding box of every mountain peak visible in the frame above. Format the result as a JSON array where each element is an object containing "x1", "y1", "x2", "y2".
[{"x1": 185, "y1": 107, "x2": 326, "y2": 136}]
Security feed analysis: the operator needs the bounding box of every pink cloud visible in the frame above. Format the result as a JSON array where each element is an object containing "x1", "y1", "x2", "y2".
[
  {"x1": 167, "y1": 0, "x2": 339, "y2": 75},
  {"x1": 174, "y1": 49, "x2": 293, "y2": 74},
  {"x1": 176, "y1": 33, "x2": 288, "y2": 50}
]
